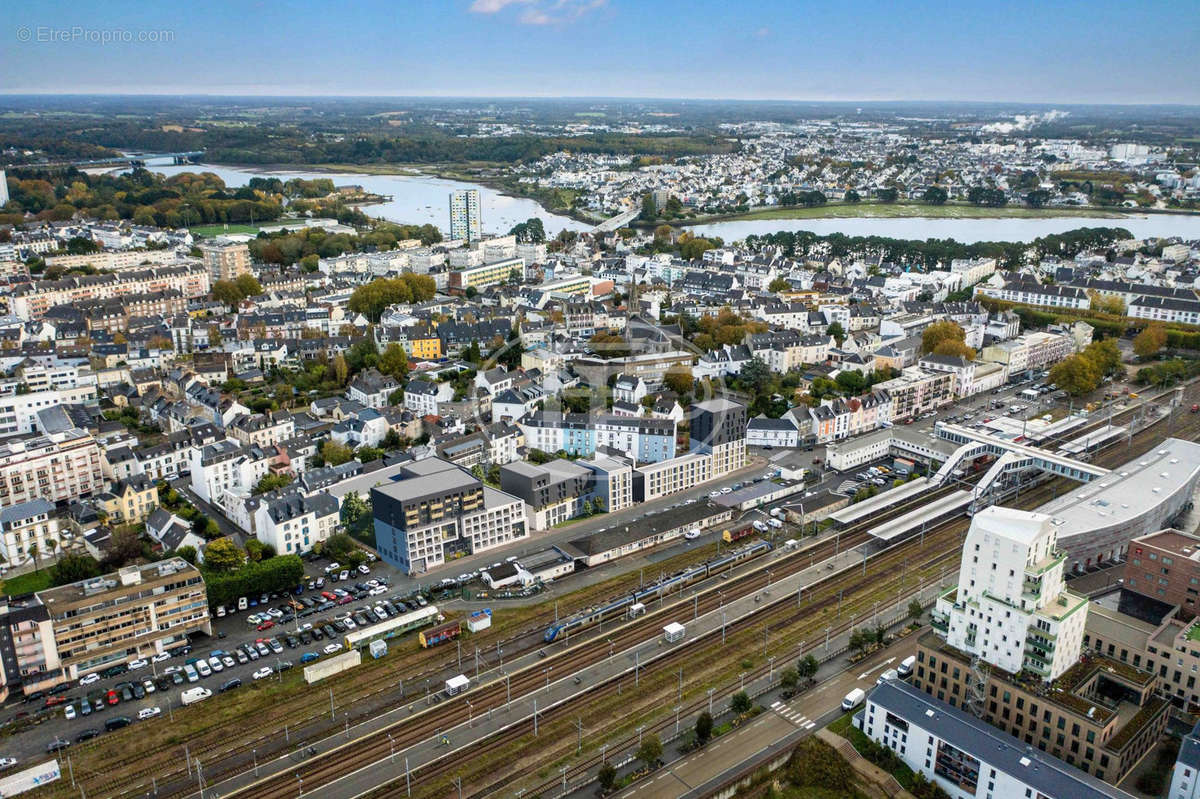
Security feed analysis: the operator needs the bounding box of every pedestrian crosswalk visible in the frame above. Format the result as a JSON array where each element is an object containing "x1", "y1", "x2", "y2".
[{"x1": 770, "y1": 700, "x2": 817, "y2": 730}]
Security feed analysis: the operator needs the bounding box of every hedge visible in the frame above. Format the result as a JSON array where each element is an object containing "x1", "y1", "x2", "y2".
[{"x1": 203, "y1": 554, "x2": 305, "y2": 609}]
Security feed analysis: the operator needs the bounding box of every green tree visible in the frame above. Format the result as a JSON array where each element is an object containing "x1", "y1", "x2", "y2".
[
  {"x1": 695, "y1": 711, "x2": 714, "y2": 744},
  {"x1": 234, "y1": 273, "x2": 263, "y2": 297},
  {"x1": 796, "y1": 654, "x2": 819, "y2": 681},
  {"x1": 253, "y1": 473, "x2": 293, "y2": 494},
  {"x1": 843, "y1": 189, "x2": 861, "y2": 203},
  {"x1": 379, "y1": 343, "x2": 410, "y2": 380},
  {"x1": 635, "y1": 734, "x2": 663, "y2": 770},
  {"x1": 768, "y1": 277, "x2": 790, "y2": 292},
  {"x1": 331, "y1": 354, "x2": 349, "y2": 386},
  {"x1": 341, "y1": 491, "x2": 371, "y2": 527},
  {"x1": 175, "y1": 545, "x2": 198, "y2": 565},
  {"x1": 244, "y1": 538, "x2": 268, "y2": 562},
  {"x1": 834, "y1": 369, "x2": 865, "y2": 395},
  {"x1": 740, "y1": 358, "x2": 772, "y2": 394},
  {"x1": 597, "y1": 762, "x2": 617, "y2": 792},
  {"x1": 730, "y1": 691, "x2": 752, "y2": 715},
  {"x1": 908, "y1": 599, "x2": 924, "y2": 623},
  {"x1": 1081, "y1": 339, "x2": 1122, "y2": 376},
  {"x1": 204, "y1": 538, "x2": 246, "y2": 574},
  {"x1": 1025, "y1": 189, "x2": 1051, "y2": 208},
  {"x1": 1133, "y1": 324, "x2": 1167, "y2": 359},
  {"x1": 50, "y1": 552, "x2": 102, "y2": 586},
  {"x1": 640, "y1": 193, "x2": 657, "y2": 221},
  {"x1": 300, "y1": 253, "x2": 320, "y2": 273},
  {"x1": 780, "y1": 666, "x2": 800, "y2": 694},
  {"x1": 921, "y1": 186, "x2": 948, "y2": 205},
  {"x1": 826, "y1": 321, "x2": 846, "y2": 347},
  {"x1": 321, "y1": 440, "x2": 354, "y2": 466}
]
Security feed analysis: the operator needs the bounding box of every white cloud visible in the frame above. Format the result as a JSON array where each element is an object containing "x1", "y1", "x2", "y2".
[
  {"x1": 471, "y1": 0, "x2": 605, "y2": 25},
  {"x1": 469, "y1": 0, "x2": 532, "y2": 13}
]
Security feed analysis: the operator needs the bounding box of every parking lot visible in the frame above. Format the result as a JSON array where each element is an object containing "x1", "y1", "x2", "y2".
[{"x1": 0, "y1": 552, "x2": 475, "y2": 762}]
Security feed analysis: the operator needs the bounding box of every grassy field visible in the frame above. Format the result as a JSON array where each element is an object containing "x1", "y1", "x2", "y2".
[
  {"x1": 2, "y1": 570, "x2": 52, "y2": 596},
  {"x1": 680, "y1": 202, "x2": 1130, "y2": 225}
]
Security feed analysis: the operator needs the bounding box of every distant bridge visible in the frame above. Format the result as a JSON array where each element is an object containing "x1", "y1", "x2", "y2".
[
  {"x1": 593, "y1": 207, "x2": 640, "y2": 233},
  {"x1": 3, "y1": 151, "x2": 205, "y2": 173}
]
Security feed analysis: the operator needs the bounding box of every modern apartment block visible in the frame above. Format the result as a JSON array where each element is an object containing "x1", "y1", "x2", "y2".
[
  {"x1": 520, "y1": 411, "x2": 677, "y2": 463},
  {"x1": 1123, "y1": 529, "x2": 1200, "y2": 616},
  {"x1": 449, "y1": 189, "x2": 481, "y2": 242},
  {"x1": 198, "y1": 240, "x2": 251, "y2": 282},
  {"x1": 0, "y1": 429, "x2": 104, "y2": 510},
  {"x1": 448, "y1": 256, "x2": 524, "y2": 292},
  {"x1": 9, "y1": 559, "x2": 212, "y2": 682},
  {"x1": 858, "y1": 680, "x2": 1134, "y2": 799},
  {"x1": 8, "y1": 264, "x2": 211, "y2": 320},
  {"x1": 911, "y1": 629, "x2": 1167, "y2": 784},
  {"x1": 688, "y1": 398, "x2": 747, "y2": 478},
  {"x1": 935, "y1": 506, "x2": 1088, "y2": 680},
  {"x1": 500, "y1": 459, "x2": 594, "y2": 529},
  {"x1": 371, "y1": 458, "x2": 527, "y2": 574}
]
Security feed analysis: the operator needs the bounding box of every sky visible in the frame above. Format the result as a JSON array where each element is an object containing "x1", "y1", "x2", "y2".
[{"x1": 2, "y1": 0, "x2": 1198, "y2": 104}]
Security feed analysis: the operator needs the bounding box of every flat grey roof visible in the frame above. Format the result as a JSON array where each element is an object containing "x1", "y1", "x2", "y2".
[
  {"x1": 868, "y1": 680, "x2": 1137, "y2": 799},
  {"x1": 1036, "y1": 437, "x2": 1200, "y2": 543},
  {"x1": 569, "y1": 502, "x2": 730, "y2": 556}
]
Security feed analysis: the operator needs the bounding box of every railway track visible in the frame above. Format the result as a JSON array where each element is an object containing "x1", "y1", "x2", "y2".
[
  {"x1": 246, "y1": 520, "x2": 970, "y2": 799},
  {"x1": 44, "y1": 379, "x2": 1200, "y2": 799}
]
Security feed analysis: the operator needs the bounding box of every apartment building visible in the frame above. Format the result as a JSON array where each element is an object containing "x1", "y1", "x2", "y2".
[
  {"x1": 981, "y1": 331, "x2": 1074, "y2": 375},
  {"x1": 520, "y1": 411, "x2": 677, "y2": 463},
  {"x1": 0, "y1": 386, "x2": 99, "y2": 438},
  {"x1": 0, "y1": 429, "x2": 104, "y2": 510},
  {"x1": 37, "y1": 558, "x2": 211, "y2": 678},
  {"x1": 448, "y1": 257, "x2": 524, "y2": 292},
  {"x1": 975, "y1": 278, "x2": 1090, "y2": 310},
  {"x1": 0, "y1": 499, "x2": 62, "y2": 568},
  {"x1": 449, "y1": 189, "x2": 481, "y2": 242},
  {"x1": 935, "y1": 506, "x2": 1088, "y2": 680},
  {"x1": 500, "y1": 459, "x2": 594, "y2": 529},
  {"x1": 858, "y1": 680, "x2": 1133, "y2": 799},
  {"x1": 689, "y1": 398, "x2": 747, "y2": 478},
  {"x1": 1123, "y1": 529, "x2": 1200, "y2": 617},
  {"x1": 371, "y1": 458, "x2": 527, "y2": 574},
  {"x1": 911, "y1": 630, "x2": 1167, "y2": 784},
  {"x1": 198, "y1": 240, "x2": 251, "y2": 282},
  {"x1": 1128, "y1": 296, "x2": 1200, "y2": 326},
  {"x1": 8, "y1": 264, "x2": 210, "y2": 320},
  {"x1": 633, "y1": 452, "x2": 712, "y2": 502},
  {"x1": 228, "y1": 412, "x2": 296, "y2": 449},
  {"x1": 252, "y1": 491, "x2": 340, "y2": 556},
  {"x1": 0, "y1": 593, "x2": 61, "y2": 699},
  {"x1": 877, "y1": 367, "x2": 956, "y2": 422}
]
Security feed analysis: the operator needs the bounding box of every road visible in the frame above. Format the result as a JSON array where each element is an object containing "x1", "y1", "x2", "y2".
[{"x1": 601, "y1": 635, "x2": 919, "y2": 799}]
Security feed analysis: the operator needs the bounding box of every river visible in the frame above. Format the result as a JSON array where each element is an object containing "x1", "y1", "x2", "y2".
[
  {"x1": 145, "y1": 160, "x2": 1200, "y2": 244},
  {"x1": 144, "y1": 161, "x2": 593, "y2": 235},
  {"x1": 688, "y1": 215, "x2": 1200, "y2": 244}
]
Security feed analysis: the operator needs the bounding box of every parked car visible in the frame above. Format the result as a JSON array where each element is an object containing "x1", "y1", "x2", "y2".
[
  {"x1": 253, "y1": 667, "x2": 273, "y2": 681},
  {"x1": 138, "y1": 707, "x2": 162, "y2": 720},
  {"x1": 128, "y1": 658, "x2": 148, "y2": 670},
  {"x1": 79, "y1": 673, "x2": 100, "y2": 686},
  {"x1": 323, "y1": 643, "x2": 343, "y2": 655}
]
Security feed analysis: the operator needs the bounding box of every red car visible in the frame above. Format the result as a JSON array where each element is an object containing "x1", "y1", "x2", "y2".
[
  {"x1": 43, "y1": 695, "x2": 67, "y2": 708},
  {"x1": 256, "y1": 620, "x2": 275, "y2": 631},
  {"x1": 336, "y1": 595, "x2": 353, "y2": 605},
  {"x1": 105, "y1": 690, "x2": 119, "y2": 706},
  {"x1": 320, "y1": 591, "x2": 337, "y2": 601}
]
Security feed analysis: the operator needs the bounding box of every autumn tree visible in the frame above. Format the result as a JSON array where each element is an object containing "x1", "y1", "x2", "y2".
[
  {"x1": 921, "y1": 320, "x2": 968, "y2": 355},
  {"x1": 1133, "y1": 324, "x2": 1167, "y2": 359},
  {"x1": 662, "y1": 368, "x2": 694, "y2": 396},
  {"x1": 212, "y1": 280, "x2": 242, "y2": 308},
  {"x1": 768, "y1": 277, "x2": 791, "y2": 292},
  {"x1": 331, "y1": 354, "x2": 349, "y2": 385},
  {"x1": 203, "y1": 538, "x2": 246, "y2": 574},
  {"x1": 1049, "y1": 353, "x2": 1101, "y2": 396},
  {"x1": 1087, "y1": 289, "x2": 1125, "y2": 315}
]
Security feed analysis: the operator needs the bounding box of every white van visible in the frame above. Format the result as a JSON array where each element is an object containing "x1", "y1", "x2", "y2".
[
  {"x1": 181, "y1": 687, "x2": 212, "y2": 706},
  {"x1": 237, "y1": 597, "x2": 248, "y2": 612},
  {"x1": 898, "y1": 656, "x2": 916, "y2": 679},
  {"x1": 752, "y1": 520, "x2": 769, "y2": 532},
  {"x1": 842, "y1": 688, "x2": 866, "y2": 711},
  {"x1": 768, "y1": 519, "x2": 783, "y2": 529}
]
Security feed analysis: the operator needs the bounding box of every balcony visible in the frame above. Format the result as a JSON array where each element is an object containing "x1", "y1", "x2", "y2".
[{"x1": 930, "y1": 614, "x2": 949, "y2": 633}]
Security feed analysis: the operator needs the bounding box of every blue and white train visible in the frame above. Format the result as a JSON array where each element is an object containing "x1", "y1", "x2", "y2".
[{"x1": 543, "y1": 539, "x2": 771, "y2": 642}]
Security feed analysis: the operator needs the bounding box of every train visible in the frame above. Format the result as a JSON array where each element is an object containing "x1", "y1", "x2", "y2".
[
  {"x1": 722, "y1": 524, "x2": 756, "y2": 544},
  {"x1": 418, "y1": 620, "x2": 462, "y2": 649},
  {"x1": 344, "y1": 605, "x2": 439, "y2": 651},
  {"x1": 543, "y1": 539, "x2": 771, "y2": 642}
]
